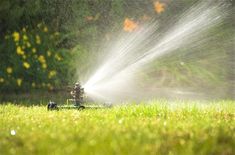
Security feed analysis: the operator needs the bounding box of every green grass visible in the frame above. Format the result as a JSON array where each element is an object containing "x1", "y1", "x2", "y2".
[{"x1": 0, "y1": 100, "x2": 234, "y2": 155}]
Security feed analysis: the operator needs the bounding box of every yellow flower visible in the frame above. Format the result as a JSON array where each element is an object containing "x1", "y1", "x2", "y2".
[
  {"x1": 42, "y1": 63, "x2": 47, "y2": 69},
  {"x1": 16, "y1": 46, "x2": 24, "y2": 55},
  {"x1": 48, "y1": 70, "x2": 57, "y2": 79},
  {"x1": 55, "y1": 54, "x2": 62, "y2": 61},
  {"x1": 23, "y1": 62, "x2": 30, "y2": 69},
  {"x1": 38, "y1": 55, "x2": 46, "y2": 63},
  {"x1": 36, "y1": 35, "x2": 41, "y2": 44},
  {"x1": 43, "y1": 26, "x2": 48, "y2": 32},
  {"x1": 4, "y1": 35, "x2": 10, "y2": 40},
  {"x1": 12, "y1": 32, "x2": 20, "y2": 42},
  {"x1": 47, "y1": 83, "x2": 54, "y2": 90},
  {"x1": 0, "y1": 78, "x2": 4, "y2": 83},
  {"x1": 23, "y1": 34, "x2": 28, "y2": 41},
  {"x1": 6, "y1": 67, "x2": 13, "y2": 74},
  {"x1": 49, "y1": 86, "x2": 54, "y2": 90},
  {"x1": 26, "y1": 42, "x2": 31, "y2": 48},
  {"x1": 32, "y1": 82, "x2": 36, "y2": 88},
  {"x1": 47, "y1": 50, "x2": 52, "y2": 57},
  {"x1": 22, "y1": 28, "x2": 26, "y2": 32},
  {"x1": 37, "y1": 23, "x2": 42, "y2": 28},
  {"x1": 54, "y1": 32, "x2": 59, "y2": 36},
  {"x1": 32, "y1": 48, "x2": 36, "y2": 53},
  {"x1": 17, "y1": 78, "x2": 22, "y2": 86}
]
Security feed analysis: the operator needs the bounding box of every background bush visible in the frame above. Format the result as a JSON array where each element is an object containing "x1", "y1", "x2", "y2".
[
  {"x1": 0, "y1": 0, "x2": 233, "y2": 98},
  {"x1": 0, "y1": 24, "x2": 74, "y2": 91}
]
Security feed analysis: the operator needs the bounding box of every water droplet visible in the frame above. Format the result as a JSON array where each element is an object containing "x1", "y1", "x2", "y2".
[
  {"x1": 164, "y1": 121, "x2": 167, "y2": 126},
  {"x1": 118, "y1": 118, "x2": 124, "y2": 124},
  {"x1": 10, "y1": 130, "x2": 16, "y2": 136}
]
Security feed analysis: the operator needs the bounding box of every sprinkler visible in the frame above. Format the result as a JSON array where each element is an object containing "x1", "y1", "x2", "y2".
[
  {"x1": 47, "y1": 82, "x2": 85, "y2": 110},
  {"x1": 70, "y1": 82, "x2": 85, "y2": 108},
  {"x1": 47, "y1": 82, "x2": 111, "y2": 110}
]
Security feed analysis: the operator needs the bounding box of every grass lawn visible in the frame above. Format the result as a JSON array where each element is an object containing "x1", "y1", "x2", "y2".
[{"x1": 0, "y1": 100, "x2": 234, "y2": 155}]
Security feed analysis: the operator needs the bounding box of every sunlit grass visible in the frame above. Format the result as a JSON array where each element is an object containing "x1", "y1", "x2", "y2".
[{"x1": 0, "y1": 100, "x2": 234, "y2": 155}]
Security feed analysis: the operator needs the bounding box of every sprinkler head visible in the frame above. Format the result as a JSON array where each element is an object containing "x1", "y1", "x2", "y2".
[
  {"x1": 47, "y1": 82, "x2": 87, "y2": 110},
  {"x1": 47, "y1": 101, "x2": 58, "y2": 111},
  {"x1": 70, "y1": 82, "x2": 85, "y2": 106},
  {"x1": 75, "y1": 82, "x2": 80, "y2": 87}
]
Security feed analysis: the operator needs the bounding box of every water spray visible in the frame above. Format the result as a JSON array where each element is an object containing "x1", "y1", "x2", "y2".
[
  {"x1": 83, "y1": 0, "x2": 232, "y2": 102},
  {"x1": 48, "y1": 0, "x2": 233, "y2": 106}
]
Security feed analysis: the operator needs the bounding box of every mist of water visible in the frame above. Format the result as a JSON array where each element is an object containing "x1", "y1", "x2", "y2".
[{"x1": 82, "y1": 0, "x2": 232, "y2": 103}]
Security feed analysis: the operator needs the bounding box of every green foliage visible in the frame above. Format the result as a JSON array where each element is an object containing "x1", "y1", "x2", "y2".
[
  {"x1": 0, "y1": 0, "x2": 129, "y2": 91},
  {"x1": 0, "y1": 0, "x2": 233, "y2": 94},
  {"x1": 0, "y1": 101, "x2": 234, "y2": 155},
  {"x1": 0, "y1": 24, "x2": 73, "y2": 91}
]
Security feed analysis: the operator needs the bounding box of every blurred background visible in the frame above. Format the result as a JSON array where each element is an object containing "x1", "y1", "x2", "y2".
[{"x1": 0, "y1": 0, "x2": 234, "y2": 103}]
